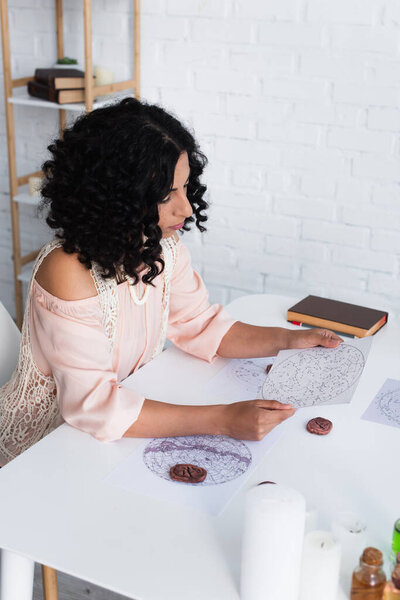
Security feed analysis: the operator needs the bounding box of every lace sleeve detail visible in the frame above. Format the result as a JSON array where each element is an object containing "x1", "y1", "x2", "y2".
[
  {"x1": 0, "y1": 241, "x2": 119, "y2": 465},
  {"x1": 150, "y1": 235, "x2": 179, "y2": 359},
  {"x1": 89, "y1": 262, "x2": 119, "y2": 352},
  {"x1": 0, "y1": 239, "x2": 63, "y2": 465}
]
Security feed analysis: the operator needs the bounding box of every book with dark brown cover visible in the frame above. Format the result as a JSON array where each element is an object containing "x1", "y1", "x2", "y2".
[
  {"x1": 34, "y1": 68, "x2": 86, "y2": 89},
  {"x1": 28, "y1": 80, "x2": 85, "y2": 104},
  {"x1": 28, "y1": 80, "x2": 58, "y2": 102},
  {"x1": 287, "y1": 295, "x2": 388, "y2": 336}
]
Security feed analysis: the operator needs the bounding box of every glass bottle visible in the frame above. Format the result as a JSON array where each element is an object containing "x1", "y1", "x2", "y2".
[
  {"x1": 393, "y1": 521, "x2": 400, "y2": 556},
  {"x1": 390, "y1": 522, "x2": 400, "y2": 568},
  {"x1": 383, "y1": 565, "x2": 400, "y2": 599},
  {"x1": 350, "y1": 547, "x2": 387, "y2": 599}
]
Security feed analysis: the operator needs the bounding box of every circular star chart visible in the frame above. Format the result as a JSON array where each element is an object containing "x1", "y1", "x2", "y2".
[
  {"x1": 262, "y1": 343, "x2": 365, "y2": 407},
  {"x1": 230, "y1": 359, "x2": 269, "y2": 388},
  {"x1": 143, "y1": 435, "x2": 252, "y2": 485},
  {"x1": 377, "y1": 389, "x2": 400, "y2": 426}
]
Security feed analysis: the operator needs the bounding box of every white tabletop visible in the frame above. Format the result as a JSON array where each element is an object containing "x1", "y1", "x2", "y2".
[{"x1": 0, "y1": 294, "x2": 398, "y2": 600}]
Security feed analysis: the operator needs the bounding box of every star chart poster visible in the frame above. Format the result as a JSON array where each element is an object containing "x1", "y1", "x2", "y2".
[
  {"x1": 362, "y1": 378, "x2": 400, "y2": 429},
  {"x1": 104, "y1": 430, "x2": 281, "y2": 515},
  {"x1": 262, "y1": 337, "x2": 372, "y2": 408}
]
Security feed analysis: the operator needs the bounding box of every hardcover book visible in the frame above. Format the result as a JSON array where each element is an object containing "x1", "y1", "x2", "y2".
[
  {"x1": 34, "y1": 68, "x2": 91, "y2": 90},
  {"x1": 28, "y1": 80, "x2": 85, "y2": 104},
  {"x1": 287, "y1": 295, "x2": 388, "y2": 337}
]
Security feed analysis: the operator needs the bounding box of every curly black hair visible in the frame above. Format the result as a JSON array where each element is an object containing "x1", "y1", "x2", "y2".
[{"x1": 40, "y1": 97, "x2": 208, "y2": 285}]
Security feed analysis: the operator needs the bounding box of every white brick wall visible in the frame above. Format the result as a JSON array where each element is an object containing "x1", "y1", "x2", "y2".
[{"x1": 0, "y1": 0, "x2": 399, "y2": 323}]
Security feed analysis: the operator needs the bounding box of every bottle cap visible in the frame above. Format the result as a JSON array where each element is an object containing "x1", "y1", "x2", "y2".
[
  {"x1": 361, "y1": 547, "x2": 383, "y2": 566},
  {"x1": 392, "y1": 565, "x2": 400, "y2": 589}
]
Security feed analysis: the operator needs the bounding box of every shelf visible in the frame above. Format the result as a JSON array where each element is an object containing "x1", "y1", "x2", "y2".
[
  {"x1": 1, "y1": 0, "x2": 140, "y2": 327},
  {"x1": 13, "y1": 184, "x2": 41, "y2": 207},
  {"x1": 8, "y1": 90, "x2": 135, "y2": 112},
  {"x1": 17, "y1": 262, "x2": 33, "y2": 284}
]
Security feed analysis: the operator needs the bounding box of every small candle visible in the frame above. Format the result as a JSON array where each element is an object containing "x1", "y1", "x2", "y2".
[
  {"x1": 240, "y1": 483, "x2": 306, "y2": 600},
  {"x1": 94, "y1": 65, "x2": 114, "y2": 87},
  {"x1": 299, "y1": 530, "x2": 341, "y2": 600},
  {"x1": 28, "y1": 176, "x2": 42, "y2": 196},
  {"x1": 331, "y1": 511, "x2": 367, "y2": 593}
]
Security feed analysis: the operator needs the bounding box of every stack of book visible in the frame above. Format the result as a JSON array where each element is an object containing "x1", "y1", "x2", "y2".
[{"x1": 27, "y1": 68, "x2": 93, "y2": 104}]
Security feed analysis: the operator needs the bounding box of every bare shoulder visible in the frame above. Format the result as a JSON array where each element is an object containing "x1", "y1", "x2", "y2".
[{"x1": 35, "y1": 247, "x2": 97, "y2": 301}]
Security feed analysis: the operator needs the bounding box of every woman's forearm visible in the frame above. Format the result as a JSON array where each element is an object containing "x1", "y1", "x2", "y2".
[
  {"x1": 217, "y1": 321, "x2": 291, "y2": 358},
  {"x1": 122, "y1": 325, "x2": 342, "y2": 440},
  {"x1": 123, "y1": 397, "x2": 294, "y2": 440},
  {"x1": 122, "y1": 324, "x2": 293, "y2": 439},
  {"x1": 123, "y1": 399, "x2": 225, "y2": 438},
  {"x1": 216, "y1": 322, "x2": 343, "y2": 358}
]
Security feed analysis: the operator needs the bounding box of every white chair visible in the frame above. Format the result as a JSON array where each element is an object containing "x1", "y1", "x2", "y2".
[
  {"x1": 0, "y1": 301, "x2": 20, "y2": 387},
  {"x1": 0, "y1": 301, "x2": 59, "y2": 600}
]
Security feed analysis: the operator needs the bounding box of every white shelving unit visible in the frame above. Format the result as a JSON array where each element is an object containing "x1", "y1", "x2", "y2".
[
  {"x1": 1, "y1": 0, "x2": 141, "y2": 327},
  {"x1": 9, "y1": 90, "x2": 135, "y2": 112},
  {"x1": 17, "y1": 263, "x2": 34, "y2": 284},
  {"x1": 13, "y1": 184, "x2": 40, "y2": 207}
]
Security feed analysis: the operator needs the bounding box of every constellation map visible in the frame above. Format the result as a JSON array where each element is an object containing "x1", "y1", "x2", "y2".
[
  {"x1": 262, "y1": 339, "x2": 372, "y2": 408},
  {"x1": 104, "y1": 427, "x2": 280, "y2": 514},
  {"x1": 143, "y1": 435, "x2": 252, "y2": 485},
  {"x1": 230, "y1": 358, "x2": 270, "y2": 390},
  {"x1": 362, "y1": 378, "x2": 400, "y2": 429},
  {"x1": 379, "y1": 390, "x2": 400, "y2": 425},
  {"x1": 203, "y1": 356, "x2": 275, "y2": 402}
]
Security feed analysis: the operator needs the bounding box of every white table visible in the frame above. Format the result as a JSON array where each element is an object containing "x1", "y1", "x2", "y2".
[{"x1": 0, "y1": 294, "x2": 399, "y2": 600}]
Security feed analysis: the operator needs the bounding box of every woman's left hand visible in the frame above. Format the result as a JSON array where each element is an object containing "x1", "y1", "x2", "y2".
[{"x1": 288, "y1": 328, "x2": 343, "y2": 350}]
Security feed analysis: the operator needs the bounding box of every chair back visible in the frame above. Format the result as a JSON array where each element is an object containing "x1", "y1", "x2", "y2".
[{"x1": 0, "y1": 302, "x2": 20, "y2": 387}]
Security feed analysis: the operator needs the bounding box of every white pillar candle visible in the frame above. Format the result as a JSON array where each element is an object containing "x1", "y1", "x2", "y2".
[
  {"x1": 240, "y1": 483, "x2": 306, "y2": 600},
  {"x1": 299, "y1": 530, "x2": 341, "y2": 600},
  {"x1": 331, "y1": 511, "x2": 367, "y2": 594}
]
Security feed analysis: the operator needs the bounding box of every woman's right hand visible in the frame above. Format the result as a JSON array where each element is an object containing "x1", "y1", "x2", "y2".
[{"x1": 221, "y1": 400, "x2": 296, "y2": 441}]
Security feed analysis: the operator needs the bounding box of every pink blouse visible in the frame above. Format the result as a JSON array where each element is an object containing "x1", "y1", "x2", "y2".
[{"x1": 29, "y1": 240, "x2": 236, "y2": 443}]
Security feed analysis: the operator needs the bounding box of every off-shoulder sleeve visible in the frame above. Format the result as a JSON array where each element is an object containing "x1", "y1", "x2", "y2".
[
  {"x1": 167, "y1": 242, "x2": 236, "y2": 362},
  {"x1": 30, "y1": 283, "x2": 144, "y2": 442}
]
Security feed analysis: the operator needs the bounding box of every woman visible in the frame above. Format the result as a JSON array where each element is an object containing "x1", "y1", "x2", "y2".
[{"x1": 0, "y1": 98, "x2": 341, "y2": 465}]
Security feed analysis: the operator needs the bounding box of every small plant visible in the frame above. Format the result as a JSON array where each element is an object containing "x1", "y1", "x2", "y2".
[{"x1": 57, "y1": 57, "x2": 78, "y2": 65}]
